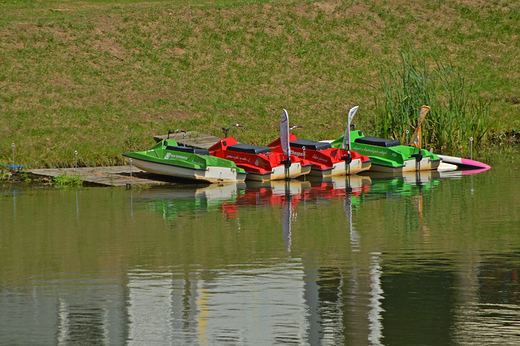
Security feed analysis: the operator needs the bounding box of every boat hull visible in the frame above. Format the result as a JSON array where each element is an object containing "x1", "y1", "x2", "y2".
[
  {"x1": 244, "y1": 162, "x2": 311, "y2": 182},
  {"x1": 127, "y1": 157, "x2": 247, "y2": 183},
  {"x1": 368, "y1": 157, "x2": 441, "y2": 173},
  {"x1": 437, "y1": 154, "x2": 491, "y2": 171},
  {"x1": 307, "y1": 158, "x2": 372, "y2": 177}
]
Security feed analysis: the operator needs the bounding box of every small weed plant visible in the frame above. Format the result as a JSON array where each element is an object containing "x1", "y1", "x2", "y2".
[{"x1": 52, "y1": 174, "x2": 83, "y2": 188}]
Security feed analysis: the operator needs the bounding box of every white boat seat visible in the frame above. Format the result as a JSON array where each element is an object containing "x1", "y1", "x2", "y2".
[
  {"x1": 228, "y1": 143, "x2": 271, "y2": 154},
  {"x1": 290, "y1": 139, "x2": 331, "y2": 151}
]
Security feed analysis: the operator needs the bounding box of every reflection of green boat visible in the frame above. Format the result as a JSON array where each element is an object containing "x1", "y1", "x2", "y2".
[
  {"x1": 134, "y1": 183, "x2": 245, "y2": 220},
  {"x1": 365, "y1": 171, "x2": 441, "y2": 198},
  {"x1": 331, "y1": 130, "x2": 441, "y2": 173},
  {"x1": 123, "y1": 138, "x2": 247, "y2": 183}
]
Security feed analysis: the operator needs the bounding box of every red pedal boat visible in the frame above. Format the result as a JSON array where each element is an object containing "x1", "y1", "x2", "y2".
[
  {"x1": 267, "y1": 108, "x2": 372, "y2": 177},
  {"x1": 208, "y1": 114, "x2": 312, "y2": 182},
  {"x1": 268, "y1": 133, "x2": 372, "y2": 177}
]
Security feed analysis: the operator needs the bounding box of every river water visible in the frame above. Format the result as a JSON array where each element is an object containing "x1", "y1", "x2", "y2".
[{"x1": 1, "y1": 162, "x2": 519, "y2": 345}]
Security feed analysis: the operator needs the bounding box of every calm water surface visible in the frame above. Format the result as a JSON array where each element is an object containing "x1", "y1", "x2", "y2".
[{"x1": 1, "y1": 163, "x2": 520, "y2": 345}]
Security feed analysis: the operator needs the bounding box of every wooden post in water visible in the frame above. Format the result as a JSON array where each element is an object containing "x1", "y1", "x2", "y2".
[{"x1": 126, "y1": 158, "x2": 133, "y2": 190}]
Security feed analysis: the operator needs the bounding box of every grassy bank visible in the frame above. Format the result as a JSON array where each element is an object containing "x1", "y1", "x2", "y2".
[{"x1": 1, "y1": 0, "x2": 519, "y2": 169}]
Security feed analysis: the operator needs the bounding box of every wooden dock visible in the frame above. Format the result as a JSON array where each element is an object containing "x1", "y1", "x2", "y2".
[
  {"x1": 153, "y1": 131, "x2": 221, "y2": 149},
  {"x1": 27, "y1": 166, "x2": 170, "y2": 187},
  {"x1": 25, "y1": 132, "x2": 222, "y2": 187}
]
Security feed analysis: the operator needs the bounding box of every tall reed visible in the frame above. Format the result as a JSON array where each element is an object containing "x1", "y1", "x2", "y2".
[{"x1": 374, "y1": 49, "x2": 492, "y2": 155}]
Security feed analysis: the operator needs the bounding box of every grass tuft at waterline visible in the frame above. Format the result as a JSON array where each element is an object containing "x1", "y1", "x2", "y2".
[{"x1": 52, "y1": 173, "x2": 84, "y2": 188}]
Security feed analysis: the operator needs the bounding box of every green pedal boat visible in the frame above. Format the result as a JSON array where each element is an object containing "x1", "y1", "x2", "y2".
[
  {"x1": 331, "y1": 130, "x2": 441, "y2": 173},
  {"x1": 123, "y1": 138, "x2": 247, "y2": 183},
  {"x1": 331, "y1": 105, "x2": 441, "y2": 173}
]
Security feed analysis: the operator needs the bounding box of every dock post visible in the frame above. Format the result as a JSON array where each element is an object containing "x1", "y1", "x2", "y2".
[
  {"x1": 75, "y1": 151, "x2": 78, "y2": 175},
  {"x1": 12, "y1": 143, "x2": 15, "y2": 167},
  {"x1": 127, "y1": 159, "x2": 133, "y2": 189},
  {"x1": 470, "y1": 137, "x2": 473, "y2": 160}
]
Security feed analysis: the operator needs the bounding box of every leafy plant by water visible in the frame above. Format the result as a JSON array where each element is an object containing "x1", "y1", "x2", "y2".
[
  {"x1": 52, "y1": 173, "x2": 83, "y2": 188},
  {"x1": 0, "y1": 168, "x2": 12, "y2": 181},
  {"x1": 374, "y1": 49, "x2": 493, "y2": 155}
]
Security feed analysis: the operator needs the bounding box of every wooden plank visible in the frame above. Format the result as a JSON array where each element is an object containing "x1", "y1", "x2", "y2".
[{"x1": 153, "y1": 131, "x2": 221, "y2": 149}]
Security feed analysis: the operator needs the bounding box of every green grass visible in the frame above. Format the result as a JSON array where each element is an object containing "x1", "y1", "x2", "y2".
[{"x1": 1, "y1": 0, "x2": 519, "y2": 168}]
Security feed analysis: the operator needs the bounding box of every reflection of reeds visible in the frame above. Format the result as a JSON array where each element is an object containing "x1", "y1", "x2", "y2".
[{"x1": 375, "y1": 50, "x2": 492, "y2": 155}]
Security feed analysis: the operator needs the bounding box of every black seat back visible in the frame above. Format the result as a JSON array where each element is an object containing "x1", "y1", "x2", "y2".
[
  {"x1": 166, "y1": 145, "x2": 210, "y2": 156},
  {"x1": 290, "y1": 139, "x2": 331, "y2": 151},
  {"x1": 228, "y1": 143, "x2": 271, "y2": 154},
  {"x1": 354, "y1": 136, "x2": 401, "y2": 148}
]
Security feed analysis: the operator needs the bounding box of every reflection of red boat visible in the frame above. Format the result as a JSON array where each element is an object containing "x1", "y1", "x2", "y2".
[
  {"x1": 268, "y1": 133, "x2": 372, "y2": 177},
  {"x1": 221, "y1": 176, "x2": 372, "y2": 218},
  {"x1": 303, "y1": 175, "x2": 371, "y2": 199},
  {"x1": 222, "y1": 180, "x2": 310, "y2": 218},
  {"x1": 209, "y1": 117, "x2": 313, "y2": 182}
]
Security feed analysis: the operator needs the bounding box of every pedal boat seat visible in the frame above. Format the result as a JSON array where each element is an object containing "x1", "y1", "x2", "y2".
[
  {"x1": 354, "y1": 136, "x2": 401, "y2": 148},
  {"x1": 290, "y1": 139, "x2": 331, "y2": 151},
  {"x1": 165, "y1": 141, "x2": 210, "y2": 155},
  {"x1": 228, "y1": 143, "x2": 272, "y2": 155}
]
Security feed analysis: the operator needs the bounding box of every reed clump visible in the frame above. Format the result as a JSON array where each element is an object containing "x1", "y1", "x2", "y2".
[{"x1": 374, "y1": 49, "x2": 492, "y2": 156}]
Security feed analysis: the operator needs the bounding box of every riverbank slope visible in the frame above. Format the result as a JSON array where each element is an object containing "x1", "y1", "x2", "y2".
[{"x1": 1, "y1": 0, "x2": 518, "y2": 168}]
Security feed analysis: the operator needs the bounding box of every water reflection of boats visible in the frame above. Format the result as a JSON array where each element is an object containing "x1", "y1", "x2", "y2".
[
  {"x1": 135, "y1": 169, "x2": 447, "y2": 224},
  {"x1": 134, "y1": 183, "x2": 245, "y2": 220},
  {"x1": 245, "y1": 180, "x2": 311, "y2": 197},
  {"x1": 224, "y1": 180, "x2": 313, "y2": 252},
  {"x1": 439, "y1": 167, "x2": 491, "y2": 179},
  {"x1": 303, "y1": 175, "x2": 371, "y2": 196},
  {"x1": 236, "y1": 176, "x2": 372, "y2": 207},
  {"x1": 135, "y1": 176, "x2": 374, "y2": 223},
  {"x1": 240, "y1": 178, "x2": 371, "y2": 252},
  {"x1": 363, "y1": 170, "x2": 441, "y2": 199},
  {"x1": 222, "y1": 180, "x2": 311, "y2": 217}
]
